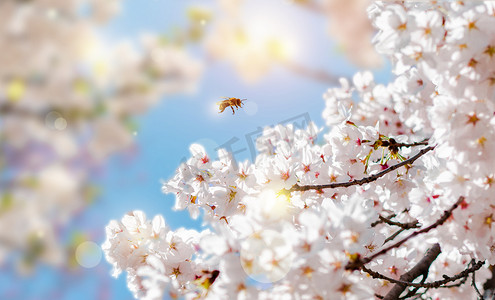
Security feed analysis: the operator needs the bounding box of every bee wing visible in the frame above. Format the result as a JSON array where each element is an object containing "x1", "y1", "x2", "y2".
[{"x1": 216, "y1": 97, "x2": 231, "y2": 104}]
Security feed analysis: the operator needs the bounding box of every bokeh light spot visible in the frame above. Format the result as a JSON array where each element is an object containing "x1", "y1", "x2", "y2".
[
  {"x1": 54, "y1": 117, "x2": 67, "y2": 130},
  {"x1": 75, "y1": 241, "x2": 102, "y2": 269},
  {"x1": 244, "y1": 101, "x2": 258, "y2": 116},
  {"x1": 45, "y1": 111, "x2": 67, "y2": 130}
]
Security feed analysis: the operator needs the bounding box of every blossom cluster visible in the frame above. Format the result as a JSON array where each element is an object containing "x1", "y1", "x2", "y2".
[
  {"x1": 0, "y1": 0, "x2": 202, "y2": 271},
  {"x1": 325, "y1": 0, "x2": 495, "y2": 262},
  {"x1": 104, "y1": 1, "x2": 495, "y2": 299},
  {"x1": 321, "y1": 0, "x2": 382, "y2": 68}
]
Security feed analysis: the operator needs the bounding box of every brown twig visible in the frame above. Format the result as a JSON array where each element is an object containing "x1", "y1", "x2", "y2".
[
  {"x1": 378, "y1": 215, "x2": 420, "y2": 230},
  {"x1": 346, "y1": 196, "x2": 464, "y2": 271},
  {"x1": 384, "y1": 228, "x2": 406, "y2": 244},
  {"x1": 381, "y1": 138, "x2": 429, "y2": 149},
  {"x1": 291, "y1": 146, "x2": 434, "y2": 192},
  {"x1": 361, "y1": 257, "x2": 485, "y2": 295},
  {"x1": 371, "y1": 214, "x2": 397, "y2": 227},
  {"x1": 0, "y1": 103, "x2": 30, "y2": 116},
  {"x1": 472, "y1": 259, "x2": 484, "y2": 299},
  {"x1": 393, "y1": 140, "x2": 430, "y2": 148},
  {"x1": 283, "y1": 60, "x2": 341, "y2": 85}
]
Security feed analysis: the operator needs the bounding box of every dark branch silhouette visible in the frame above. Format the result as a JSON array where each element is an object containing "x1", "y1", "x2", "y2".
[
  {"x1": 362, "y1": 256, "x2": 485, "y2": 300},
  {"x1": 291, "y1": 146, "x2": 434, "y2": 192},
  {"x1": 375, "y1": 215, "x2": 420, "y2": 230},
  {"x1": 472, "y1": 260, "x2": 484, "y2": 299},
  {"x1": 383, "y1": 243, "x2": 440, "y2": 299},
  {"x1": 374, "y1": 243, "x2": 440, "y2": 300},
  {"x1": 384, "y1": 228, "x2": 407, "y2": 244},
  {"x1": 346, "y1": 196, "x2": 465, "y2": 271}
]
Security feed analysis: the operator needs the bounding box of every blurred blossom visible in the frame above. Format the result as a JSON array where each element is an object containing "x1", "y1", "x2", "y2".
[
  {"x1": 204, "y1": 0, "x2": 300, "y2": 82},
  {"x1": 205, "y1": 20, "x2": 272, "y2": 82},
  {"x1": 240, "y1": 229, "x2": 294, "y2": 283},
  {"x1": 201, "y1": 0, "x2": 381, "y2": 84},
  {"x1": 0, "y1": 0, "x2": 202, "y2": 274},
  {"x1": 322, "y1": 0, "x2": 382, "y2": 68}
]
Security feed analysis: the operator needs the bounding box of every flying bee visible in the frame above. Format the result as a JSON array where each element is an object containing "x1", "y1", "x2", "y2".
[{"x1": 216, "y1": 97, "x2": 246, "y2": 115}]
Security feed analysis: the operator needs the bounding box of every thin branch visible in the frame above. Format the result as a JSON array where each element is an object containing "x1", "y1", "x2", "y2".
[
  {"x1": 346, "y1": 196, "x2": 464, "y2": 271},
  {"x1": 403, "y1": 289, "x2": 429, "y2": 300},
  {"x1": 384, "y1": 228, "x2": 406, "y2": 244},
  {"x1": 371, "y1": 214, "x2": 397, "y2": 227},
  {"x1": 283, "y1": 60, "x2": 341, "y2": 85},
  {"x1": 381, "y1": 138, "x2": 430, "y2": 149},
  {"x1": 291, "y1": 146, "x2": 434, "y2": 192},
  {"x1": 436, "y1": 261, "x2": 471, "y2": 289},
  {"x1": 393, "y1": 140, "x2": 430, "y2": 148},
  {"x1": 378, "y1": 215, "x2": 420, "y2": 230},
  {"x1": 472, "y1": 259, "x2": 484, "y2": 299},
  {"x1": 361, "y1": 258, "x2": 485, "y2": 291},
  {"x1": 0, "y1": 103, "x2": 32, "y2": 116}
]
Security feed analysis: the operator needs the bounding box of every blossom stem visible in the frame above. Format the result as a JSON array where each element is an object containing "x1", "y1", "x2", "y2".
[
  {"x1": 291, "y1": 146, "x2": 435, "y2": 192},
  {"x1": 361, "y1": 255, "x2": 485, "y2": 298}
]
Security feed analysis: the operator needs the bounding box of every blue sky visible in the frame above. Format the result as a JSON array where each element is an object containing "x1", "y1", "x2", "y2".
[{"x1": 1, "y1": 1, "x2": 391, "y2": 299}]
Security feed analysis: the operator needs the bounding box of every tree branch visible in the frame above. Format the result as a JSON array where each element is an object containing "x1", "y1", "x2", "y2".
[
  {"x1": 472, "y1": 259, "x2": 484, "y2": 299},
  {"x1": 383, "y1": 243, "x2": 441, "y2": 300},
  {"x1": 392, "y1": 140, "x2": 430, "y2": 148},
  {"x1": 283, "y1": 60, "x2": 341, "y2": 85},
  {"x1": 377, "y1": 215, "x2": 420, "y2": 230},
  {"x1": 291, "y1": 146, "x2": 434, "y2": 192},
  {"x1": 346, "y1": 196, "x2": 464, "y2": 271},
  {"x1": 371, "y1": 214, "x2": 397, "y2": 227},
  {"x1": 380, "y1": 138, "x2": 430, "y2": 150},
  {"x1": 362, "y1": 257, "x2": 485, "y2": 296},
  {"x1": 384, "y1": 228, "x2": 406, "y2": 244},
  {"x1": 483, "y1": 265, "x2": 495, "y2": 298}
]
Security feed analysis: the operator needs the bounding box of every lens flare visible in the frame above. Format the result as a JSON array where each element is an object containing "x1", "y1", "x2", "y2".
[{"x1": 75, "y1": 241, "x2": 102, "y2": 269}]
